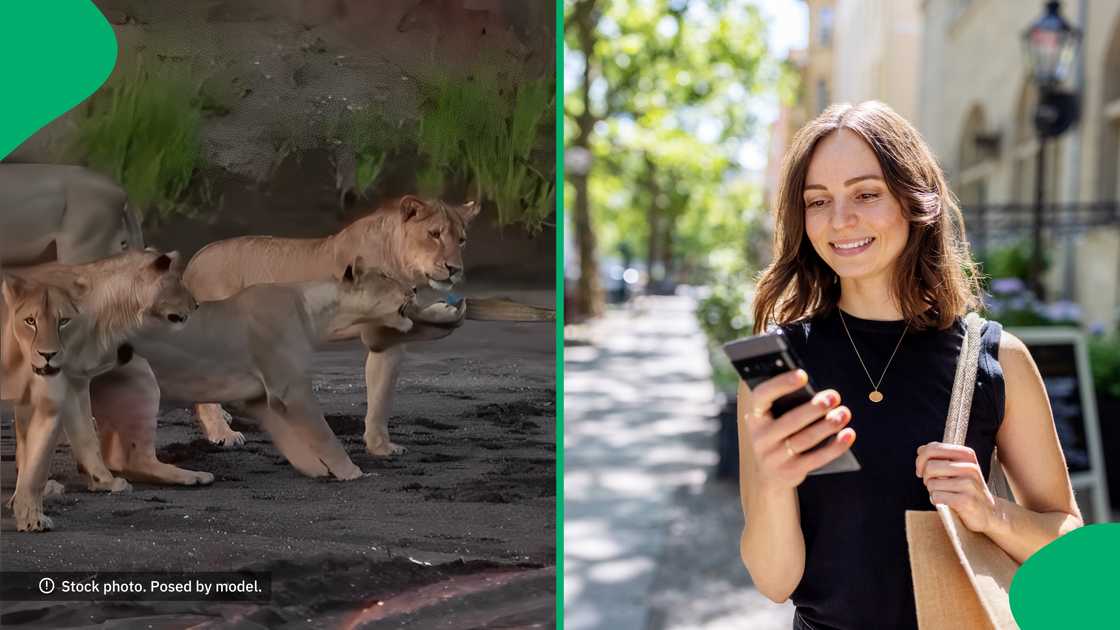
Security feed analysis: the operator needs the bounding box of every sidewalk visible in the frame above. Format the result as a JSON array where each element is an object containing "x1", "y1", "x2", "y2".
[{"x1": 564, "y1": 295, "x2": 794, "y2": 629}]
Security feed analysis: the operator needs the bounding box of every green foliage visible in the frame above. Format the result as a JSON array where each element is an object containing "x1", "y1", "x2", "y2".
[
  {"x1": 1088, "y1": 334, "x2": 1120, "y2": 399},
  {"x1": 696, "y1": 274, "x2": 755, "y2": 348},
  {"x1": 417, "y1": 74, "x2": 555, "y2": 230},
  {"x1": 70, "y1": 59, "x2": 202, "y2": 220},
  {"x1": 565, "y1": 0, "x2": 772, "y2": 283},
  {"x1": 343, "y1": 109, "x2": 402, "y2": 197},
  {"x1": 976, "y1": 239, "x2": 1051, "y2": 286},
  {"x1": 697, "y1": 273, "x2": 755, "y2": 393}
]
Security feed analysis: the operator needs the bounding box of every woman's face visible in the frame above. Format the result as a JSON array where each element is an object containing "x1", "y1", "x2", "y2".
[{"x1": 802, "y1": 129, "x2": 909, "y2": 287}]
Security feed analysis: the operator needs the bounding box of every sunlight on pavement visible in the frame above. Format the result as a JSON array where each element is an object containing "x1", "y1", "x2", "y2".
[{"x1": 565, "y1": 296, "x2": 795, "y2": 630}]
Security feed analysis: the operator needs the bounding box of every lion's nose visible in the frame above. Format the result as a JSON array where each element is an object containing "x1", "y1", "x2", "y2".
[
  {"x1": 446, "y1": 264, "x2": 461, "y2": 277},
  {"x1": 168, "y1": 313, "x2": 187, "y2": 324}
]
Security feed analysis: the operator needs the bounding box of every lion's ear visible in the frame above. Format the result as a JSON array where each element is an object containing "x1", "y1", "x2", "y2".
[
  {"x1": 400, "y1": 195, "x2": 427, "y2": 222},
  {"x1": 152, "y1": 252, "x2": 177, "y2": 273},
  {"x1": 343, "y1": 257, "x2": 367, "y2": 284},
  {"x1": 1, "y1": 274, "x2": 30, "y2": 303},
  {"x1": 458, "y1": 200, "x2": 481, "y2": 224}
]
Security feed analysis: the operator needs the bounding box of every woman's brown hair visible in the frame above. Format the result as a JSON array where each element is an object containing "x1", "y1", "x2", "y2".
[{"x1": 751, "y1": 101, "x2": 983, "y2": 334}]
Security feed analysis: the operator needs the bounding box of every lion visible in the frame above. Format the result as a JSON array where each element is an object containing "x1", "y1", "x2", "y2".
[
  {"x1": 0, "y1": 164, "x2": 143, "y2": 267},
  {"x1": 93, "y1": 257, "x2": 416, "y2": 480},
  {"x1": 1, "y1": 276, "x2": 84, "y2": 531},
  {"x1": 182, "y1": 195, "x2": 480, "y2": 456},
  {"x1": 5, "y1": 250, "x2": 210, "y2": 503},
  {"x1": 0, "y1": 166, "x2": 211, "y2": 488}
]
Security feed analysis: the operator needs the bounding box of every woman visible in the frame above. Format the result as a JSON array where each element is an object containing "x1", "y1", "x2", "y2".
[{"x1": 737, "y1": 101, "x2": 1083, "y2": 630}]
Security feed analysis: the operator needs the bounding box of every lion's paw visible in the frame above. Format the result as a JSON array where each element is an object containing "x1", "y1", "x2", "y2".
[
  {"x1": 418, "y1": 301, "x2": 465, "y2": 324},
  {"x1": 366, "y1": 439, "x2": 407, "y2": 457},
  {"x1": 14, "y1": 500, "x2": 53, "y2": 532},
  {"x1": 333, "y1": 463, "x2": 364, "y2": 481},
  {"x1": 89, "y1": 476, "x2": 132, "y2": 493},
  {"x1": 183, "y1": 470, "x2": 216, "y2": 486},
  {"x1": 212, "y1": 430, "x2": 246, "y2": 449}
]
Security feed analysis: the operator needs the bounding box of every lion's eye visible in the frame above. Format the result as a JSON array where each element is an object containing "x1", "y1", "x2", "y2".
[
  {"x1": 23, "y1": 317, "x2": 36, "y2": 328},
  {"x1": 428, "y1": 229, "x2": 441, "y2": 239},
  {"x1": 459, "y1": 238, "x2": 466, "y2": 247},
  {"x1": 59, "y1": 318, "x2": 72, "y2": 328}
]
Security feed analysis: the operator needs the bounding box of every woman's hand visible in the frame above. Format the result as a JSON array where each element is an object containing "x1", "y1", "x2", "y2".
[
  {"x1": 916, "y1": 442, "x2": 998, "y2": 533},
  {"x1": 742, "y1": 369, "x2": 856, "y2": 490}
]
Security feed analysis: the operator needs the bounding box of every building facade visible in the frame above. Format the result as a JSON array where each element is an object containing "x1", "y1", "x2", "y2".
[
  {"x1": 919, "y1": 0, "x2": 1120, "y2": 330},
  {"x1": 832, "y1": 0, "x2": 923, "y2": 122}
]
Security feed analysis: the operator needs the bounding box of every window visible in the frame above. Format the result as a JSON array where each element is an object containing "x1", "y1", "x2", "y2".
[
  {"x1": 816, "y1": 79, "x2": 829, "y2": 115},
  {"x1": 818, "y1": 7, "x2": 834, "y2": 47}
]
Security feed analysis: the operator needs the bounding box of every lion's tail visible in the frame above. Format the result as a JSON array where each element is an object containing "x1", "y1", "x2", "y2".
[{"x1": 465, "y1": 297, "x2": 554, "y2": 322}]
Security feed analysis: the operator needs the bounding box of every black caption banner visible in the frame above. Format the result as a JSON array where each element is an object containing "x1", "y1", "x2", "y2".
[{"x1": 0, "y1": 572, "x2": 271, "y2": 602}]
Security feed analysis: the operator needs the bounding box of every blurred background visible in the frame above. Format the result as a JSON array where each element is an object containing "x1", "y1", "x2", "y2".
[{"x1": 563, "y1": 1, "x2": 1120, "y2": 628}]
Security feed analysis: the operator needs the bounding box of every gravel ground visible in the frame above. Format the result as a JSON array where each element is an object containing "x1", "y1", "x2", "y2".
[{"x1": 0, "y1": 289, "x2": 556, "y2": 627}]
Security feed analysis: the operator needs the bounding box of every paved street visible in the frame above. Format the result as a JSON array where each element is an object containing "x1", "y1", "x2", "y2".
[{"x1": 564, "y1": 295, "x2": 795, "y2": 629}]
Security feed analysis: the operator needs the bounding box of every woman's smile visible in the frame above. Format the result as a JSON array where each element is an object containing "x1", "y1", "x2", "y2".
[{"x1": 829, "y1": 237, "x2": 876, "y2": 256}]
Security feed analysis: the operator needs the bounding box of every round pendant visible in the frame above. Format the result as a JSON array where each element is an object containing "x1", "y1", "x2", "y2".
[{"x1": 869, "y1": 390, "x2": 884, "y2": 403}]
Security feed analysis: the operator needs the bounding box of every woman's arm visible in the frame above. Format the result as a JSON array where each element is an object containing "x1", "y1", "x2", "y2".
[
  {"x1": 736, "y1": 374, "x2": 856, "y2": 602},
  {"x1": 737, "y1": 379, "x2": 806, "y2": 602},
  {"x1": 917, "y1": 331, "x2": 1083, "y2": 564},
  {"x1": 984, "y1": 331, "x2": 1083, "y2": 562}
]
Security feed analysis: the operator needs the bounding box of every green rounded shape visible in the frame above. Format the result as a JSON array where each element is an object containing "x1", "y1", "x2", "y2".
[
  {"x1": 0, "y1": 1, "x2": 117, "y2": 159},
  {"x1": 1010, "y1": 523, "x2": 1120, "y2": 628}
]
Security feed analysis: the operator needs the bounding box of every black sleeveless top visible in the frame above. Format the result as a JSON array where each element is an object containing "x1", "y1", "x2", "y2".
[{"x1": 774, "y1": 307, "x2": 1005, "y2": 630}]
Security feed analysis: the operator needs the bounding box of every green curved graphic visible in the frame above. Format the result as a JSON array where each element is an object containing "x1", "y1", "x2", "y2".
[
  {"x1": 1010, "y1": 523, "x2": 1120, "y2": 628},
  {"x1": 0, "y1": 1, "x2": 117, "y2": 159}
]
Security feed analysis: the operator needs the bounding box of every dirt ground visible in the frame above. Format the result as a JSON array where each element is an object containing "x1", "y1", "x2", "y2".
[{"x1": 0, "y1": 289, "x2": 556, "y2": 627}]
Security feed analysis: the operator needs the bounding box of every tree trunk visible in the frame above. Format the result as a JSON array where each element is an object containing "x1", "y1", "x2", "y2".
[
  {"x1": 570, "y1": 0, "x2": 602, "y2": 320},
  {"x1": 573, "y1": 171, "x2": 601, "y2": 319},
  {"x1": 660, "y1": 218, "x2": 674, "y2": 281}
]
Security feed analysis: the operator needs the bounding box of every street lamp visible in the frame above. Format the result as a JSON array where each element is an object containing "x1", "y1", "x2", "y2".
[{"x1": 1022, "y1": 0, "x2": 1080, "y2": 301}]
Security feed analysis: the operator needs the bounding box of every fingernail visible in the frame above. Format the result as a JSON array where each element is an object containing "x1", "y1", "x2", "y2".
[{"x1": 791, "y1": 370, "x2": 806, "y2": 384}]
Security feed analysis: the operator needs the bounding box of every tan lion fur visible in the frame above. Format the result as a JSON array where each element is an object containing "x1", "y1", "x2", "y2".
[
  {"x1": 182, "y1": 195, "x2": 480, "y2": 454},
  {"x1": 4, "y1": 251, "x2": 213, "y2": 514},
  {"x1": 102, "y1": 258, "x2": 415, "y2": 480}
]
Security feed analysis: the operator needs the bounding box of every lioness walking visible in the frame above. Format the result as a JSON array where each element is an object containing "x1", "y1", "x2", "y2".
[
  {"x1": 183, "y1": 195, "x2": 479, "y2": 456},
  {"x1": 94, "y1": 258, "x2": 416, "y2": 479}
]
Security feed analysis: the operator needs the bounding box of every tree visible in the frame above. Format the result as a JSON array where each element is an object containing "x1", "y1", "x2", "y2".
[
  {"x1": 565, "y1": 0, "x2": 773, "y2": 307},
  {"x1": 565, "y1": 0, "x2": 604, "y2": 320}
]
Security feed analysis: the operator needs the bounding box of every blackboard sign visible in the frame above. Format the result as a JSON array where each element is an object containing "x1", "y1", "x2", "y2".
[
  {"x1": 1026, "y1": 341, "x2": 1091, "y2": 472},
  {"x1": 1011, "y1": 327, "x2": 1108, "y2": 522}
]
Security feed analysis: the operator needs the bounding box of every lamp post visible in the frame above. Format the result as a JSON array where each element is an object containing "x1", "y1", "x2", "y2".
[{"x1": 1022, "y1": 0, "x2": 1080, "y2": 301}]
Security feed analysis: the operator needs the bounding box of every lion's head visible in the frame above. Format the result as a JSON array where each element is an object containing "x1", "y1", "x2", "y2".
[
  {"x1": 110, "y1": 249, "x2": 198, "y2": 329},
  {"x1": 390, "y1": 196, "x2": 481, "y2": 291},
  {"x1": 1, "y1": 275, "x2": 82, "y2": 377},
  {"x1": 336, "y1": 257, "x2": 415, "y2": 333},
  {"x1": 143, "y1": 250, "x2": 198, "y2": 328}
]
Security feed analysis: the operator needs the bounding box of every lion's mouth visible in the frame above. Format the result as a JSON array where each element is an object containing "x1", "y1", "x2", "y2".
[
  {"x1": 427, "y1": 276, "x2": 455, "y2": 292},
  {"x1": 33, "y1": 364, "x2": 61, "y2": 377}
]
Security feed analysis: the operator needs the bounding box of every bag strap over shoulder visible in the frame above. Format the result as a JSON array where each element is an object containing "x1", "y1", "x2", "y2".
[
  {"x1": 943, "y1": 312, "x2": 985, "y2": 446},
  {"x1": 943, "y1": 311, "x2": 1014, "y2": 502}
]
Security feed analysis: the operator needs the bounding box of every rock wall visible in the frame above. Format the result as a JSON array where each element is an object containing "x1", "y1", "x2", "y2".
[{"x1": 7, "y1": 0, "x2": 556, "y2": 285}]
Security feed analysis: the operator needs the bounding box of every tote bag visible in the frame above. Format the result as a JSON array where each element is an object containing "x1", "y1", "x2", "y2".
[{"x1": 905, "y1": 312, "x2": 1021, "y2": 630}]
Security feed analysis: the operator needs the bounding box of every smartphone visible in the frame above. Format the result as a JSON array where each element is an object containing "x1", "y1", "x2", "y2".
[{"x1": 723, "y1": 330, "x2": 861, "y2": 475}]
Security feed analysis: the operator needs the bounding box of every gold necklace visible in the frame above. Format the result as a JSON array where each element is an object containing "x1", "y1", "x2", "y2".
[{"x1": 838, "y1": 309, "x2": 908, "y2": 403}]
